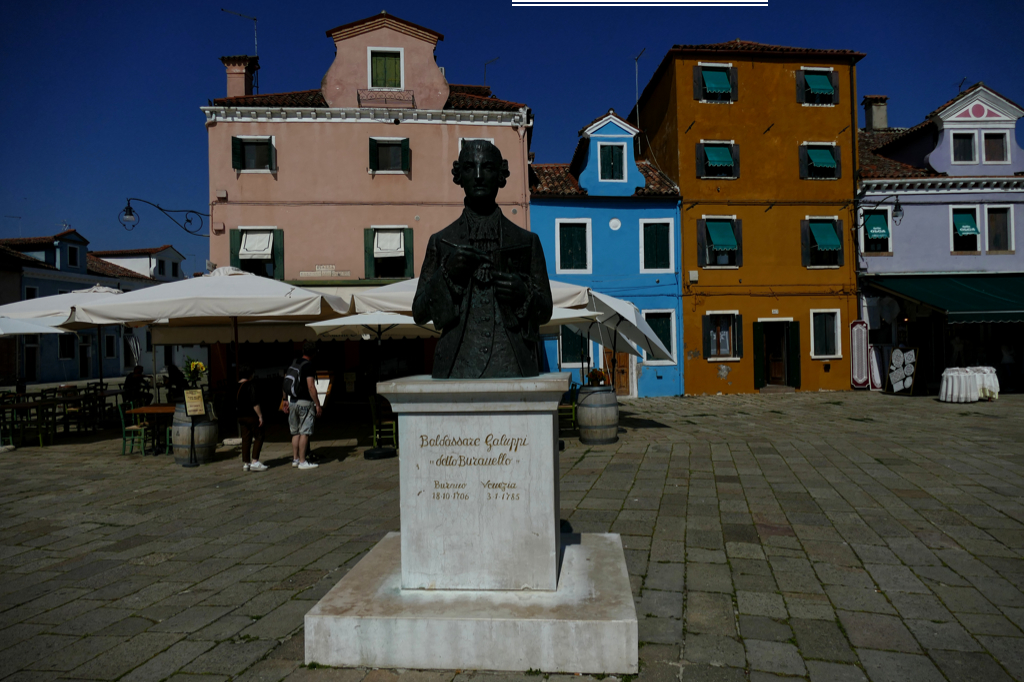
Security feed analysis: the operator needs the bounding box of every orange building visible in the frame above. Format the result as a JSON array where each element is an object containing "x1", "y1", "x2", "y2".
[{"x1": 634, "y1": 40, "x2": 864, "y2": 394}]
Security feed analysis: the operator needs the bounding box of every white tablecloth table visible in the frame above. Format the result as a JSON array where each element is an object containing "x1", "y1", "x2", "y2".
[{"x1": 939, "y1": 367, "x2": 999, "y2": 402}]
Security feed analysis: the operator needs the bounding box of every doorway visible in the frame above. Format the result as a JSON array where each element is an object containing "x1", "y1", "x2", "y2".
[
  {"x1": 603, "y1": 349, "x2": 633, "y2": 396},
  {"x1": 79, "y1": 341, "x2": 91, "y2": 379},
  {"x1": 753, "y1": 321, "x2": 801, "y2": 390},
  {"x1": 764, "y1": 323, "x2": 787, "y2": 385}
]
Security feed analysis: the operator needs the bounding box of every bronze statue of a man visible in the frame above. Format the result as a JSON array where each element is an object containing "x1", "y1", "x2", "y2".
[{"x1": 413, "y1": 140, "x2": 552, "y2": 379}]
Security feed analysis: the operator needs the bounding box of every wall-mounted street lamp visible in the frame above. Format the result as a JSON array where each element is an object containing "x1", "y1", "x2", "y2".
[
  {"x1": 858, "y1": 194, "x2": 904, "y2": 226},
  {"x1": 118, "y1": 198, "x2": 210, "y2": 237}
]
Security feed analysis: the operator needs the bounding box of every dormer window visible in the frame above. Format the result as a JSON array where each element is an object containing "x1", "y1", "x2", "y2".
[
  {"x1": 983, "y1": 132, "x2": 1008, "y2": 163},
  {"x1": 369, "y1": 48, "x2": 403, "y2": 90},
  {"x1": 68, "y1": 246, "x2": 79, "y2": 268},
  {"x1": 598, "y1": 143, "x2": 626, "y2": 181},
  {"x1": 952, "y1": 132, "x2": 977, "y2": 163}
]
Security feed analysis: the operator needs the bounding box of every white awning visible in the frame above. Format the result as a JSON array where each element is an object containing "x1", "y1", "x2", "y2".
[
  {"x1": 240, "y1": 230, "x2": 274, "y2": 259},
  {"x1": 374, "y1": 229, "x2": 404, "y2": 258}
]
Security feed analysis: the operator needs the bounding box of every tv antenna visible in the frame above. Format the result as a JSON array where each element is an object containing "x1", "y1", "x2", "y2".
[
  {"x1": 634, "y1": 48, "x2": 646, "y2": 152},
  {"x1": 484, "y1": 57, "x2": 499, "y2": 86},
  {"x1": 956, "y1": 77, "x2": 967, "y2": 94},
  {"x1": 222, "y1": 8, "x2": 259, "y2": 93}
]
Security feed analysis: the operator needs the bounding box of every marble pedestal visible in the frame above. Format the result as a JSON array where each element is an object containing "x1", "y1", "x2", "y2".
[
  {"x1": 305, "y1": 532, "x2": 638, "y2": 673},
  {"x1": 305, "y1": 374, "x2": 638, "y2": 672}
]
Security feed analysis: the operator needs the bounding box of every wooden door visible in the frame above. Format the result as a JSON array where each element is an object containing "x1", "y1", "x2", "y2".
[{"x1": 603, "y1": 350, "x2": 632, "y2": 396}]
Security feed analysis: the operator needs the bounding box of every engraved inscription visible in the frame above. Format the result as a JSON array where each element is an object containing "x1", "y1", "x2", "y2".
[{"x1": 420, "y1": 432, "x2": 527, "y2": 504}]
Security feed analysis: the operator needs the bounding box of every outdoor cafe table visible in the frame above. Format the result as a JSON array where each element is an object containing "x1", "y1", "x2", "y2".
[{"x1": 127, "y1": 404, "x2": 177, "y2": 454}]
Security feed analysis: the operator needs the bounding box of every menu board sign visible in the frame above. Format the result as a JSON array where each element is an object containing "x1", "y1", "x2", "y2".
[{"x1": 184, "y1": 389, "x2": 206, "y2": 416}]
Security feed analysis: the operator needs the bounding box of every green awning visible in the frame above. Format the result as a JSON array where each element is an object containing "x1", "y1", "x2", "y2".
[
  {"x1": 807, "y1": 148, "x2": 836, "y2": 168},
  {"x1": 809, "y1": 221, "x2": 841, "y2": 251},
  {"x1": 864, "y1": 212, "x2": 890, "y2": 240},
  {"x1": 706, "y1": 221, "x2": 738, "y2": 251},
  {"x1": 953, "y1": 211, "x2": 979, "y2": 236},
  {"x1": 702, "y1": 69, "x2": 732, "y2": 94},
  {"x1": 804, "y1": 72, "x2": 834, "y2": 95},
  {"x1": 866, "y1": 275, "x2": 1024, "y2": 323},
  {"x1": 704, "y1": 146, "x2": 734, "y2": 167}
]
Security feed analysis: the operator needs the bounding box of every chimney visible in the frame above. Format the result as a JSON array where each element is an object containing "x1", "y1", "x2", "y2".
[
  {"x1": 862, "y1": 95, "x2": 889, "y2": 130},
  {"x1": 220, "y1": 55, "x2": 260, "y2": 98}
]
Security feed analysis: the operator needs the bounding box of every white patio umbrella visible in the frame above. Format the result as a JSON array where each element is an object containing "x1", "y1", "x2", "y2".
[
  {"x1": 308, "y1": 312, "x2": 440, "y2": 340},
  {"x1": 0, "y1": 285, "x2": 126, "y2": 386},
  {"x1": 352, "y1": 277, "x2": 593, "y2": 314},
  {"x1": 71, "y1": 268, "x2": 351, "y2": 379},
  {"x1": 588, "y1": 290, "x2": 673, "y2": 362}
]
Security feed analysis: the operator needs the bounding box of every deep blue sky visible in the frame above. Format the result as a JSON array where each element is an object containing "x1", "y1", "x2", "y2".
[{"x1": 2, "y1": 0, "x2": 1021, "y2": 275}]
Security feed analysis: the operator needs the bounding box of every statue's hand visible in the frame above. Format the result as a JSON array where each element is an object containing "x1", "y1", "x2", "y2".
[
  {"x1": 446, "y1": 245, "x2": 487, "y2": 285},
  {"x1": 494, "y1": 272, "x2": 528, "y2": 306}
]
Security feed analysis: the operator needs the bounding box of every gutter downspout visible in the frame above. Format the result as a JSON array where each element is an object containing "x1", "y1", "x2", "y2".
[{"x1": 849, "y1": 61, "x2": 862, "y2": 323}]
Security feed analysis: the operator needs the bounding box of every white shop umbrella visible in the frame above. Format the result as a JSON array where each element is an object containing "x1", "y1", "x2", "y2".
[
  {"x1": 71, "y1": 268, "x2": 350, "y2": 379},
  {"x1": 308, "y1": 312, "x2": 440, "y2": 340},
  {"x1": 588, "y1": 290, "x2": 673, "y2": 362},
  {"x1": 352, "y1": 277, "x2": 593, "y2": 313}
]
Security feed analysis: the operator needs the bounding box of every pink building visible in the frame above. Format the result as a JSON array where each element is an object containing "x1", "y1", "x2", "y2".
[{"x1": 202, "y1": 12, "x2": 533, "y2": 288}]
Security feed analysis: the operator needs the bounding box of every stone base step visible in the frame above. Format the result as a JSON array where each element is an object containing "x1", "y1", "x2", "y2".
[{"x1": 760, "y1": 385, "x2": 797, "y2": 394}]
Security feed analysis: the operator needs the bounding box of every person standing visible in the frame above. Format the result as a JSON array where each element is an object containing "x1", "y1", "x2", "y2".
[
  {"x1": 281, "y1": 341, "x2": 321, "y2": 469},
  {"x1": 237, "y1": 365, "x2": 266, "y2": 471}
]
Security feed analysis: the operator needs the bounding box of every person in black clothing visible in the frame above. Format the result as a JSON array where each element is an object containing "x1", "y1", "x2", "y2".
[
  {"x1": 163, "y1": 363, "x2": 188, "y2": 401},
  {"x1": 123, "y1": 366, "x2": 152, "y2": 406},
  {"x1": 237, "y1": 365, "x2": 266, "y2": 471}
]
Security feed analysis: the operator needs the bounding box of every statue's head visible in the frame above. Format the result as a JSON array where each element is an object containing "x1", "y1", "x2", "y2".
[{"x1": 452, "y1": 140, "x2": 509, "y2": 203}]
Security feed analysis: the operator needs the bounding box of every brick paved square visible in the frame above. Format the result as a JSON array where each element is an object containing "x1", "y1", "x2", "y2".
[{"x1": 1, "y1": 392, "x2": 1022, "y2": 679}]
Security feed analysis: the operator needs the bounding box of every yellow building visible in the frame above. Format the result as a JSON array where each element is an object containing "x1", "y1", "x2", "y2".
[{"x1": 635, "y1": 40, "x2": 864, "y2": 393}]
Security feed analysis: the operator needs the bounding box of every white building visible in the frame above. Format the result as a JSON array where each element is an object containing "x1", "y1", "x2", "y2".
[{"x1": 89, "y1": 245, "x2": 188, "y2": 282}]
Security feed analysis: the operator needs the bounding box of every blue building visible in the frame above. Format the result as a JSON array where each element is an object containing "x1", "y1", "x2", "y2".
[
  {"x1": 0, "y1": 229, "x2": 158, "y2": 385},
  {"x1": 530, "y1": 110, "x2": 683, "y2": 397}
]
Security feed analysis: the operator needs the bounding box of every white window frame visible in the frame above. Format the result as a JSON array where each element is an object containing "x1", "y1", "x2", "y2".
[
  {"x1": 371, "y1": 225, "x2": 408, "y2": 259},
  {"x1": 981, "y1": 131, "x2": 1011, "y2": 165},
  {"x1": 696, "y1": 62, "x2": 735, "y2": 105},
  {"x1": 950, "y1": 131, "x2": 978, "y2": 165},
  {"x1": 67, "y1": 245, "x2": 80, "y2": 268},
  {"x1": 701, "y1": 214, "x2": 740, "y2": 270},
  {"x1": 459, "y1": 137, "x2": 495, "y2": 152},
  {"x1": 641, "y1": 309, "x2": 677, "y2": 366},
  {"x1": 235, "y1": 135, "x2": 276, "y2": 174},
  {"x1": 801, "y1": 141, "x2": 839, "y2": 181},
  {"x1": 639, "y1": 218, "x2": 675, "y2": 274},
  {"x1": 555, "y1": 218, "x2": 593, "y2": 275},
  {"x1": 558, "y1": 327, "x2": 593, "y2": 370},
  {"x1": 809, "y1": 309, "x2": 842, "y2": 360},
  {"x1": 368, "y1": 136, "x2": 408, "y2": 175},
  {"x1": 367, "y1": 46, "x2": 404, "y2": 91},
  {"x1": 858, "y1": 205, "x2": 893, "y2": 255},
  {"x1": 597, "y1": 142, "x2": 628, "y2": 183},
  {"x1": 799, "y1": 66, "x2": 836, "y2": 108},
  {"x1": 806, "y1": 214, "x2": 842, "y2": 269},
  {"x1": 705, "y1": 309, "x2": 740, "y2": 362},
  {"x1": 105, "y1": 334, "x2": 117, "y2": 359},
  {"x1": 985, "y1": 204, "x2": 1015, "y2": 253},
  {"x1": 949, "y1": 204, "x2": 981, "y2": 253},
  {"x1": 699, "y1": 139, "x2": 737, "y2": 180}
]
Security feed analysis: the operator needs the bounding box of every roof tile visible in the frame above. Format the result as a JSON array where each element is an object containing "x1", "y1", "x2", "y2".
[
  {"x1": 86, "y1": 254, "x2": 154, "y2": 281},
  {"x1": 530, "y1": 161, "x2": 678, "y2": 198},
  {"x1": 90, "y1": 245, "x2": 174, "y2": 258},
  {"x1": 671, "y1": 39, "x2": 864, "y2": 60}
]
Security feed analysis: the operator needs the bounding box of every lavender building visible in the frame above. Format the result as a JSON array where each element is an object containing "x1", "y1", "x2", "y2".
[{"x1": 857, "y1": 84, "x2": 1024, "y2": 391}]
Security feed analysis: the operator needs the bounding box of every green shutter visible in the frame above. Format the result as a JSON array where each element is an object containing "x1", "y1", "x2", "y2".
[
  {"x1": 371, "y1": 53, "x2": 384, "y2": 87},
  {"x1": 644, "y1": 223, "x2": 670, "y2": 270},
  {"x1": 600, "y1": 146, "x2": 613, "y2": 179},
  {"x1": 787, "y1": 321, "x2": 801, "y2": 388},
  {"x1": 403, "y1": 227, "x2": 414, "y2": 278},
  {"x1": 386, "y1": 53, "x2": 401, "y2": 88},
  {"x1": 369, "y1": 139, "x2": 378, "y2": 172},
  {"x1": 401, "y1": 139, "x2": 411, "y2": 172},
  {"x1": 561, "y1": 326, "x2": 585, "y2": 364},
  {"x1": 231, "y1": 137, "x2": 243, "y2": 170},
  {"x1": 560, "y1": 223, "x2": 587, "y2": 270},
  {"x1": 229, "y1": 229, "x2": 241, "y2": 269},
  {"x1": 364, "y1": 229, "x2": 375, "y2": 279},
  {"x1": 645, "y1": 313, "x2": 672, "y2": 357},
  {"x1": 752, "y1": 322, "x2": 765, "y2": 389},
  {"x1": 612, "y1": 145, "x2": 623, "y2": 179},
  {"x1": 272, "y1": 229, "x2": 284, "y2": 280}
]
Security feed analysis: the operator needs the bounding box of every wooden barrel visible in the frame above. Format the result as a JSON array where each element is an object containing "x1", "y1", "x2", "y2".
[
  {"x1": 171, "y1": 403, "x2": 219, "y2": 465},
  {"x1": 577, "y1": 385, "x2": 619, "y2": 445}
]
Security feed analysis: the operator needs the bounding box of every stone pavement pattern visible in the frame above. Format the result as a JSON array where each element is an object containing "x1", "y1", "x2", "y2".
[{"x1": 1, "y1": 391, "x2": 1023, "y2": 682}]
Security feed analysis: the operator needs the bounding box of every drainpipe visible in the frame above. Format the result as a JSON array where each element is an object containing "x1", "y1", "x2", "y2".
[
  {"x1": 513, "y1": 107, "x2": 534, "y2": 230},
  {"x1": 849, "y1": 61, "x2": 862, "y2": 322}
]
